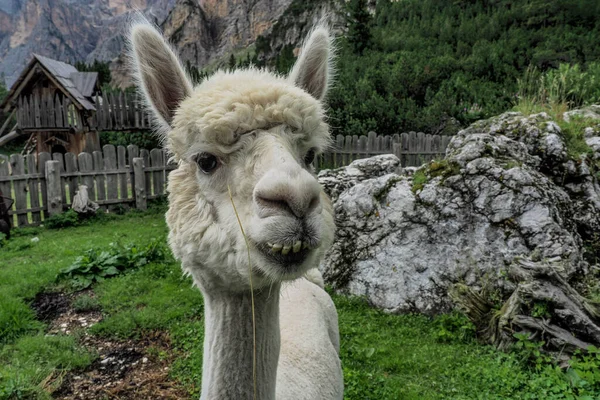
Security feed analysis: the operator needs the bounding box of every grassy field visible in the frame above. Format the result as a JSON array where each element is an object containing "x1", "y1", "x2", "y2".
[{"x1": 0, "y1": 207, "x2": 598, "y2": 399}]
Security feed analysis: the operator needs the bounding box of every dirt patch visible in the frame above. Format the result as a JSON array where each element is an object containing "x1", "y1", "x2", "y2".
[
  {"x1": 47, "y1": 292, "x2": 103, "y2": 335},
  {"x1": 30, "y1": 291, "x2": 190, "y2": 399},
  {"x1": 54, "y1": 333, "x2": 189, "y2": 400},
  {"x1": 31, "y1": 292, "x2": 71, "y2": 321}
]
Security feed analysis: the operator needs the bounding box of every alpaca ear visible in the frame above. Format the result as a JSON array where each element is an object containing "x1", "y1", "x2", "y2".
[
  {"x1": 129, "y1": 21, "x2": 193, "y2": 132},
  {"x1": 288, "y1": 25, "x2": 334, "y2": 100}
]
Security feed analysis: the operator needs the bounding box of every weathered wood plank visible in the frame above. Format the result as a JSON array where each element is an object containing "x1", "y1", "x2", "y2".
[
  {"x1": 92, "y1": 94, "x2": 100, "y2": 130},
  {"x1": 63, "y1": 98, "x2": 71, "y2": 129},
  {"x1": 424, "y1": 134, "x2": 433, "y2": 163},
  {"x1": 47, "y1": 92, "x2": 56, "y2": 128},
  {"x1": 351, "y1": 135, "x2": 359, "y2": 162},
  {"x1": 345, "y1": 136, "x2": 353, "y2": 166},
  {"x1": 45, "y1": 160, "x2": 62, "y2": 216},
  {"x1": 377, "y1": 135, "x2": 385, "y2": 154},
  {"x1": 102, "y1": 94, "x2": 111, "y2": 130},
  {"x1": 401, "y1": 133, "x2": 409, "y2": 167},
  {"x1": 25, "y1": 154, "x2": 41, "y2": 223},
  {"x1": 127, "y1": 145, "x2": 139, "y2": 199},
  {"x1": 64, "y1": 152, "x2": 79, "y2": 204},
  {"x1": 38, "y1": 152, "x2": 51, "y2": 219},
  {"x1": 358, "y1": 136, "x2": 367, "y2": 159},
  {"x1": 104, "y1": 144, "x2": 119, "y2": 201},
  {"x1": 0, "y1": 155, "x2": 12, "y2": 227},
  {"x1": 141, "y1": 149, "x2": 151, "y2": 196},
  {"x1": 150, "y1": 148, "x2": 164, "y2": 197},
  {"x1": 93, "y1": 151, "x2": 106, "y2": 204},
  {"x1": 10, "y1": 154, "x2": 28, "y2": 226},
  {"x1": 52, "y1": 152, "x2": 67, "y2": 203},
  {"x1": 78, "y1": 152, "x2": 95, "y2": 202},
  {"x1": 119, "y1": 91, "x2": 128, "y2": 128},
  {"x1": 409, "y1": 131, "x2": 418, "y2": 166},
  {"x1": 54, "y1": 95, "x2": 64, "y2": 128},
  {"x1": 133, "y1": 157, "x2": 147, "y2": 210},
  {"x1": 52, "y1": 152, "x2": 65, "y2": 173},
  {"x1": 127, "y1": 92, "x2": 136, "y2": 128},
  {"x1": 34, "y1": 93, "x2": 41, "y2": 128},
  {"x1": 416, "y1": 132, "x2": 426, "y2": 165},
  {"x1": 367, "y1": 131, "x2": 377, "y2": 158},
  {"x1": 117, "y1": 145, "x2": 128, "y2": 201}
]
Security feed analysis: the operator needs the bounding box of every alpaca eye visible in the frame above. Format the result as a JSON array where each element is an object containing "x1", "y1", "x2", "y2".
[
  {"x1": 304, "y1": 149, "x2": 316, "y2": 166},
  {"x1": 195, "y1": 153, "x2": 219, "y2": 174}
]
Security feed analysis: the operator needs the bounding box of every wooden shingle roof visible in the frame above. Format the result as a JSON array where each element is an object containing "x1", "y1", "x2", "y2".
[
  {"x1": 34, "y1": 55, "x2": 96, "y2": 110},
  {"x1": 0, "y1": 54, "x2": 98, "y2": 112}
]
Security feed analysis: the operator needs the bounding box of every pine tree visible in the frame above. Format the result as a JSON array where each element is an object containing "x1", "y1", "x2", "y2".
[{"x1": 347, "y1": 0, "x2": 372, "y2": 55}]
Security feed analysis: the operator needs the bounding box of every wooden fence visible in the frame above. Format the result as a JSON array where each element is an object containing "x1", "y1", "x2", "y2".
[
  {"x1": 0, "y1": 144, "x2": 172, "y2": 228},
  {"x1": 0, "y1": 132, "x2": 450, "y2": 228},
  {"x1": 312, "y1": 131, "x2": 451, "y2": 170},
  {"x1": 16, "y1": 91, "x2": 150, "y2": 132}
]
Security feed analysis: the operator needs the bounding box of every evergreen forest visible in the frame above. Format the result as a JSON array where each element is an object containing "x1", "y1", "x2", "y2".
[{"x1": 315, "y1": 0, "x2": 600, "y2": 136}]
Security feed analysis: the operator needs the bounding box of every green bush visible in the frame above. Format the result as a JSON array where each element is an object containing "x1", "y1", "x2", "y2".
[
  {"x1": 100, "y1": 130, "x2": 161, "y2": 150},
  {"x1": 56, "y1": 238, "x2": 169, "y2": 289},
  {"x1": 44, "y1": 209, "x2": 80, "y2": 229},
  {"x1": 433, "y1": 311, "x2": 476, "y2": 344}
]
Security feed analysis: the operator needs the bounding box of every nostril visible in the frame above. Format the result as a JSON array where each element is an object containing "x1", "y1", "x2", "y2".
[
  {"x1": 307, "y1": 194, "x2": 321, "y2": 214},
  {"x1": 256, "y1": 196, "x2": 295, "y2": 216}
]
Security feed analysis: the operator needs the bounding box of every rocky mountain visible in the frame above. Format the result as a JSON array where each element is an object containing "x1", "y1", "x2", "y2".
[
  {"x1": 111, "y1": 0, "x2": 342, "y2": 88},
  {"x1": 0, "y1": 0, "x2": 176, "y2": 87},
  {"x1": 0, "y1": 0, "x2": 341, "y2": 89}
]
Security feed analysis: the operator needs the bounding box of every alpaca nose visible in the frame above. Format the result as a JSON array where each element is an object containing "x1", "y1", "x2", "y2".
[{"x1": 254, "y1": 167, "x2": 322, "y2": 219}]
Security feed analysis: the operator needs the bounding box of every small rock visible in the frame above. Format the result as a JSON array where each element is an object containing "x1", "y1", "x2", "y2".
[{"x1": 142, "y1": 357, "x2": 148, "y2": 363}]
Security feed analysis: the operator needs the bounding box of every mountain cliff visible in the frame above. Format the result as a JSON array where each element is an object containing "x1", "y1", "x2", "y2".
[
  {"x1": 0, "y1": 0, "x2": 176, "y2": 86},
  {"x1": 0, "y1": 0, "x2": 336, "y2": 89}
]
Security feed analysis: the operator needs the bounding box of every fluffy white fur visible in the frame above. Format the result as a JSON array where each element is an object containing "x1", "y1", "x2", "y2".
[{"x1": 130, "y1": 17, "x2": 343, "y2": 400}]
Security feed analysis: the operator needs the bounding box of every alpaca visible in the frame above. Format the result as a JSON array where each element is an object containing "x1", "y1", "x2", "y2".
[{"x1": 129, "y1": 18, "x2": 343, "y2": 400}]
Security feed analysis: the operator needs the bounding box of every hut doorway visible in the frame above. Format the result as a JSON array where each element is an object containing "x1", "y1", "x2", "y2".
[{"x1": 51, "y1": 144, "x2": 67, "y2": 155}]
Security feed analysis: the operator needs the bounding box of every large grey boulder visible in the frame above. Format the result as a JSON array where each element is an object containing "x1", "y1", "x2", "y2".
[{"x1": 319, "y1": 112, "x2": 600, "y2": 315}]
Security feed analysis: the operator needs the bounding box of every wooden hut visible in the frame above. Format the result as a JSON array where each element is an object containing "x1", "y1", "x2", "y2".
[{"x1": 0, "y1": 54, "x2": 101, "y2": 154}]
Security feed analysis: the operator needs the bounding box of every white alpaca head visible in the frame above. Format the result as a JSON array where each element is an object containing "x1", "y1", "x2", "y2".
[{"x1": 130, "y1": 20, "x2": 336, "y2": 293}]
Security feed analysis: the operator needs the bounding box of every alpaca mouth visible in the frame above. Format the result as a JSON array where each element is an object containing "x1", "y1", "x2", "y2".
[{"x1": 255, "y1": 240, "x2": 316, "y2": 267}]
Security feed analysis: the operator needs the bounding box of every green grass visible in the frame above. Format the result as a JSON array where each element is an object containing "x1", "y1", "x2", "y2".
[
  {"x1": 1, "y1": 209, "x2": 599, "y2": 399},
  {"x1": 513, "y1": 100, "x2": 596, "y2": 160},
  {"x1": 71, "y1": 294, "x2": 100, "y2": 312}
]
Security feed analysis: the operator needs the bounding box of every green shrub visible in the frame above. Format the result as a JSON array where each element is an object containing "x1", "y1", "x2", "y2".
[
  {"x1": 56, "y1": 238, "x2": 169, "y2": 289},
  {"x1": 44, "y1": 209, "x2": 80, "y2": 229},
  {"x1": 100, "y1": 130, "x2": 160, "y2": 150},
  {"x1": 513, "y1": 335, "x2": 600, "y2": 398},
  {"x1": 433, "y1": 311, "x2": 476, "y2": 344},
  {"x1": 558, "y1": 117, "x2": 595, "y2": 159},
  {"x1": 411, "y1": 169, "x2": 428, "y2": 193}
]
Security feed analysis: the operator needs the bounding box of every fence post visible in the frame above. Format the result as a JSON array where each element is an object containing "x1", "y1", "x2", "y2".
[
  {"x1": 45, "y1": 160, "x2": 62, "y2": 216},
  {"x1": 133, "y1": 157, "x2": 147, "y2": 210}
]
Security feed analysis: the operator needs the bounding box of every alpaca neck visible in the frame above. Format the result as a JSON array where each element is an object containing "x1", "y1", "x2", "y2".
[{"x1": 201, "y1": 283, "x2": 281, "y2": 400}]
